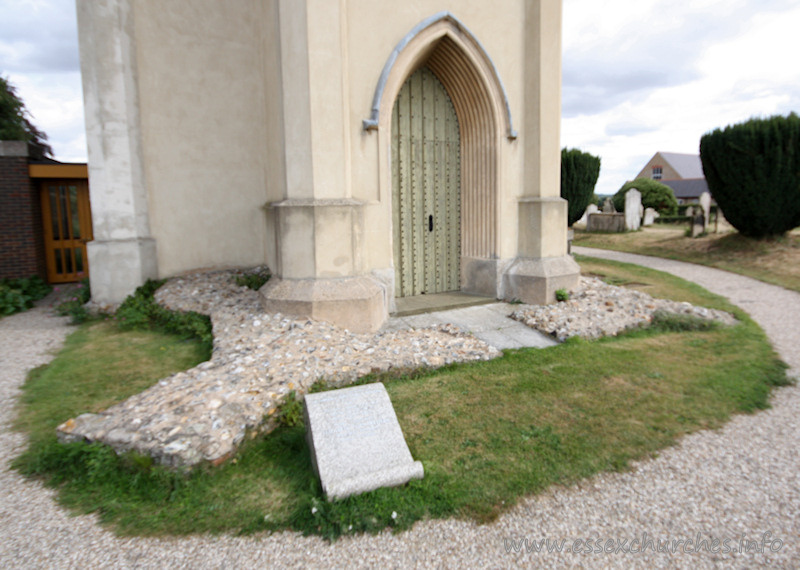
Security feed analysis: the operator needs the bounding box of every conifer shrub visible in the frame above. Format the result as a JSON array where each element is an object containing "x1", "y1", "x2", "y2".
[
  {"x1": 561, "y1": 148, "x2": 601, "y2": 226},
  {"x1": 612, "y1": 178, "x2": 678, "y2": 215},
  {"x1": 700, "y1": 112, "x2": 800, "y2": 238}
]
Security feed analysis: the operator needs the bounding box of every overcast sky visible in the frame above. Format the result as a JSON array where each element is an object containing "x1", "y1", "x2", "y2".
[{"x1": 2, "y1": 0, "x2": 799, "y2": 196}]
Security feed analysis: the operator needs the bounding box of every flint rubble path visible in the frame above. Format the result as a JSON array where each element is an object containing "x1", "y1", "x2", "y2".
[{"x1": 1, "y1": 249, "x2": 799, "y2": 568}]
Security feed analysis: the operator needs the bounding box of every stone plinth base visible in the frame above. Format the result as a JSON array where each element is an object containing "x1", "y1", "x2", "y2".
[
  {"x1": 502, "y1": 255, "x2": 580, "y2": 305},
  {"x1": 88, "y1": 238, "x2": 158, "y2": 305},
  {"x1": 260, "y1": 275, "x2": 387, "y2": 333},
  {"x1": 460, "y1": 257, "x2": 512, "y2": 299}
]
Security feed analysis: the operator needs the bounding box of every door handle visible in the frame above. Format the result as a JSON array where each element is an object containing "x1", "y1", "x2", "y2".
[{"x1": 428, "y1": 214, "x2": 433, "y2": 232}]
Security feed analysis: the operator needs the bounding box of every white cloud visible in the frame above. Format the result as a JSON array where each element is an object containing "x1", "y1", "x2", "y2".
[
  {"x1": 1, "y1": 0, "x2": 798, "y2": 178},
  {"x1": 6, "y1": 71, "x2": 86, "y2": 162},
  {"x1": 562, "y1": 0, "x2": 800, "y2": 196},
  {"x1": 1, "y1": 0, "x2": 85, "y2": 161},
  {"x1": 0, "y1": 0, "x2": 80, "y2": 73}
]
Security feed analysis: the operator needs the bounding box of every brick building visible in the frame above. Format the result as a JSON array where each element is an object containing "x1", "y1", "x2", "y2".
[{"x1": 0, "y1": 140, "x2": 91, "y2": 283}]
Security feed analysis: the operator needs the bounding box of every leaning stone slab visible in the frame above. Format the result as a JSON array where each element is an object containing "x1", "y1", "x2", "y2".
[{"x1": 304, "y1": 382, "x2": 423, "y2": 500}]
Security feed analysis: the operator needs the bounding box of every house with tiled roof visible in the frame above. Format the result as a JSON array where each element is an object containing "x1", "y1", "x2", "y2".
[{"x1": 634, "y1": 152, "x2": 710, "y2": 204}]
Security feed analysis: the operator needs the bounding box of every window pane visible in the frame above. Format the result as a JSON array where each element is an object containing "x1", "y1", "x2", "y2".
[
  {"x1": 75, "y1": 248, "x2": 84, "y2": 273},
  {"x1": 49, "y1": 187, "x2": 60, "y2": 239},
  {"x1": 59, "y1": 186, "x2": 70, "y2": 240},
  {"x1": 65, "y1": 247, "x2": 74, "y2": 274},
  {"x1": 69, "y1": 186, "x2": 81, "y2": 239}
]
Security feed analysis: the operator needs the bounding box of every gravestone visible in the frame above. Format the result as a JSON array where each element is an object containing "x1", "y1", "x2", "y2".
[
  {"x1": 642, "y1": 207, "x2": 659, "y2": 226},
  {"x1": 587, "y1": 213, "x2": 625, "y2": 232},
  {"x1": 304, "y1": 382, "x2": 424, "y2": 500},
  {"x1": 699, "y1": 191, "x2": 711, "y2": 230},
  {"x1": 624, "y1": 188, "x2": 642, "y2": 231},
  {"x1": 685, "y1": 205, "x2": 694, "y2": 218},
  {"x1": 691, "y1": 214, "x2": 705, "y2": 237},
  {"x1": 602, "y1": 197, "x2": 616, "y2": 213},
  {"x1": 576, "y1": 203, "x2": 599, "y2": 227}
]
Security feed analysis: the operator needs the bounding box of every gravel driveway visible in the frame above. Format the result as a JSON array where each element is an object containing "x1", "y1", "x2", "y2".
[{"x1": 1, "y1": 249, "x2": 798, "y2": 568}]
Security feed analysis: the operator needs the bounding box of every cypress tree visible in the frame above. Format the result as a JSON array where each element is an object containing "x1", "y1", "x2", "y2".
[{"x1": 561, "y1": 148, "x2": 601, "y2": 226}]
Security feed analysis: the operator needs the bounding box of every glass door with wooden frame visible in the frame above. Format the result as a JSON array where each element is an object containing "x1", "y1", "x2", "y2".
[{"x1": 40, "y1": 180, "x2": 93, "y2": 283}]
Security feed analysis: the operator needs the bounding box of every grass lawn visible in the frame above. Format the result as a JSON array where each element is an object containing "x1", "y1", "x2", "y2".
[
  {"x1": 573, "y1": 225, "x2": 800, "y2": 293},
  {"x1": 14, "y1": 322, "x2": 210, "y2": 445},
  {"x1": 12, "y1": 258, "x2": 790, "y2": 540}
]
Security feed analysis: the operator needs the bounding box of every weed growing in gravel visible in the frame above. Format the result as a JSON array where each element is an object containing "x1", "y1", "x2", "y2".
[
  {"x1": 115, "y1": 280, "x2": 213, "y2": 352},
  {"x1": 234, "y1": 268, "x2": 271, "y2": 291},
  {"x1": 276, "y1": 391, "x2": 304, "y2": 427},
  {"x1": 55, "y1": 277, "x2": 92, "y2": 324},
  {"x1": 0, "y1": 275, "x2": 51, "y2": 316}
]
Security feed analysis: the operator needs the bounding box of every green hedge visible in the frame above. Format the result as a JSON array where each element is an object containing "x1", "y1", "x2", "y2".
[
  {"x1": 655, "y1": 216, "x2": 692, "y2": 225},
  {"x1": 700, "y1": 112, "x2": 800, "y2": 238},
  {"x1": 612, "y1": 178, "x2": 678, "y2": 215}
]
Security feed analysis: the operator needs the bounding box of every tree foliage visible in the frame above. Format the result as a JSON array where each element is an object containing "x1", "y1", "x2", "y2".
[
  {"x1": 561, "y1": 147, "x2": 601, "y2": 226},
  {"x1": 700, "y1": 112, "x2": 800, "y2": 238},
  {"x1": 613, "y1": 178, "x2": 678, "y2": 215},
  {"x1": 0, "y1": 75, "x2": 52, "y2": 155}
]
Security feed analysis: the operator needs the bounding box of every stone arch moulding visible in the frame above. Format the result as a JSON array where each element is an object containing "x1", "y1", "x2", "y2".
[
  {"x1": 362, "y1": 11, "x2": 517, "y2": 140},
  {"x1": 365, "y1": 11, "x2": 518, "y2": 302}
]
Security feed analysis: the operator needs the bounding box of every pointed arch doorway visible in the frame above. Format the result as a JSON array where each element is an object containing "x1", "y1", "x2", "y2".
[
  {"x1": 392, "y1": 66, "x2": 461, "y2": 298},
  {"x1": 368, "y1": 13, "x2": 526, "y2": 312}
]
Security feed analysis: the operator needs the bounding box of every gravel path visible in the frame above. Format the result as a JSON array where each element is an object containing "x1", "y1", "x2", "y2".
[{"x1": 2, "y1": 252, "x2": 799, "y2": 568}]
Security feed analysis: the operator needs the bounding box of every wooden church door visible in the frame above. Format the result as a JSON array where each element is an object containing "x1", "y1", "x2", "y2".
[{"x1": 391, "y1": 66, "x2": 461, "y2": 297}]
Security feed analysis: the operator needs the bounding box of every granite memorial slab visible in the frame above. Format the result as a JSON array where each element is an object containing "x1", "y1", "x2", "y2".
[{"x1": 304, "y1": 382, "x2": 424, "y2": 500}]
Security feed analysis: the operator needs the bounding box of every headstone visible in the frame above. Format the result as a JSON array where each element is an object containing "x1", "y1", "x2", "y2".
[
  {"x1": 602, "y1": 197, "x2": 616, "y2": 213},
  {"x1": 303, "y1": 382, "x2": 424, "y2": 500},
  {"x1": 586, "y1": 212, "x2": 625, "y2": 232},
  {"x1": 691, "y1": 214, "x2": 705, "y2": 237},
  {"x1": 624, "y1": 188, "x2": 642, "y2": 231},
  {"x1": 576, "y1": 203, "x2": 599, "y2": 227},
  {"x1": 685, "y1": 205, "x2": 694, "y2": 218},
  {"x1": 642, "y1": 207, "x2": 659, "y2": 226},
  {"x1": 699, "y1": 191, "x2": 711, "y2": 230}
]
